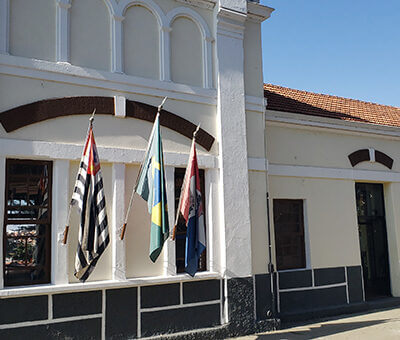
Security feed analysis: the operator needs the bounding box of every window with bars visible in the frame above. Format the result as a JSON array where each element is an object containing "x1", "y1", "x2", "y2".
[
  {"x1": 3, "y1": 159, "x2": 52, "y2": 286},
  {"x1": 174, "y1": 168, "x2": 206, "y2": 274},
  {"x1": 273, "y1": 199, "x2": 306, "y2": 271}
]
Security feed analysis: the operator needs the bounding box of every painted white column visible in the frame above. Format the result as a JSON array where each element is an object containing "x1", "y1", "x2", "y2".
[
  {"x1": 0, "y1": 157, "x2": 5, "y2": 288},
  {"x1": 215, "y1": 5, "x2": 252, "y2": 278},
  {"x1": 205, "y1": 169, "x2": 217, "y2": 272},
  {"x1": 164, "y1": 166, "x2": 176, "y2": 275},
  {"x1": 111, "y1": 163, "x2": 126, "y2": 281},
  {"x1": 0, "y1": 0, "x2": 9, "y2": 54},
  {"x1": 160, "y1": 26, "x2": 171, "y2": 81},
  {"x1": 51, "y1": 160, "x2": 69, "y2": 285},
  {"x1": 112, "y1": 14, "x2": 124, "y2": 73},
  {"x1": 56, "y1": 0, "x2": 71, "y2": 62}
]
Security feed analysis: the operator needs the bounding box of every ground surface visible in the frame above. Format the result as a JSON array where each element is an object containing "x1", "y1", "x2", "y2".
[{"x1": 232, "y1": 306, "x2": 400, "y2": 339}]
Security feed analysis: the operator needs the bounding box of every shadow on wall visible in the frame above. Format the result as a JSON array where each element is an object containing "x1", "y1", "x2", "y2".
[{"x1": 255, "y1": 319, "x2": 390, "y2": 339}]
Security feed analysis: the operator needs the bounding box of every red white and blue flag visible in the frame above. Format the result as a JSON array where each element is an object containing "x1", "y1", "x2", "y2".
[{"x1": 178, "y1": 139, "x2": 206, "y2": 276}]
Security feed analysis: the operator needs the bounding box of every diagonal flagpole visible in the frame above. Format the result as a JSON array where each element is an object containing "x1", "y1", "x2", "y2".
[
  {"x1": 62, "y1": 109, "x2": 96, "y2": 245},
  {"x1": 120, "y1": 97, "x2": 168, "y2": 240},
  {"x1": 171, "y1": 123, "x2": 201, "y2": 241}
]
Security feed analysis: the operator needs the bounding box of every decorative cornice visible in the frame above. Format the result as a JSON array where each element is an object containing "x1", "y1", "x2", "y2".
[
  {"x1": 175, "y1": 0, "x2": 216, "y2": 10},
  {"x1": 247, "y1": 2, "x2": 274, "y2": 22}
]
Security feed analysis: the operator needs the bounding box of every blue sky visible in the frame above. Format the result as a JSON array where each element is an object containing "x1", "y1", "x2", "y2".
[{"x1": 260, "y1": 1, "x2": 400, "y2": 107}]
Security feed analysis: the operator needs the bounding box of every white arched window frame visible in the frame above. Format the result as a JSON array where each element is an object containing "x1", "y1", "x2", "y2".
[
  {"x1": 166, "y1": 7, "x2": 213, "y2": 89},
  {"x1": 115, "y1": 0, "x2": 167, "y2": 78}
]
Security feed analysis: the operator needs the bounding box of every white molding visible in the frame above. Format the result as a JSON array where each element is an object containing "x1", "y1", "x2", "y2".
[
  {"x1": 140, "y1": 299, "x2": 220, "y2": 312},
  {"x1": 278, "y1": 282, "x2": 347, "y2": 293},
  {"x1": 111, "y1": 14, "x2": 124, "y2": 73},
  {"x1": 0, "y1": 138, "x2": 218, "y2": 169},
  {"x1": 51, "y1": 160, "x2": 70, "y2": 285},
  {"x1": 265, "y1": 109, "x2": 400, "y2": 139},
  {"x1": 160, "y1": 26, "x2": 171, "y2": 81},
  {"x1": 0, "y1": 272, "x2": 221, "y2": 298},
  {"x1": 114, "y1": 95, "x2": 126, "y2": 118},
  {"x1": 369, "y1": 148, "x2": 375, "y2": 163},
  {"x1": 56, "y1": 0, "x2": 71, "y2": 62},
  {"x1": 246, "y1": 1, "x2": 274, "y2": 23},
  {"x1": 117, "y1": 0, "x2": 167, "y2": 27},
  {"x1": 248, "y1": 157, "x2": 267, "y2": 172},
  {"x1": 166, "y1": 7, "x2": 214, "y2": 88},
  {"x1": 268, "y1": 163, "x2": 400, "y2": 183},
  {"x1": 164, "y1": 166, "x2": 177, "y2": 276},
  {"x1": 0, "y1": 0, "x2": 9, "y2": 54},
  {"x1": 0, "y1": 54, "x2": 217, "y2": 105},
  {"x1": 0, "y1": 157, "x2": 4, "y2": 289},
  {"x1": 0, "y1": 313, "x2": 103, "y2": 330},
  {"x1": 245, "y1": 95, "x2": 265, "y2": 113},
  {"x1": 111, "y1": 163, "x2": 126, "y2": 281},
  {"x1": 175, "y1": 0, "x2": 216, "y2": 10}
]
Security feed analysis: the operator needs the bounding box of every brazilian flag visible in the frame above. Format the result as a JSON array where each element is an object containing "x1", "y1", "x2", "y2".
[{"x1": 135, "y1": 114, "x2": 169, "y2": 262}]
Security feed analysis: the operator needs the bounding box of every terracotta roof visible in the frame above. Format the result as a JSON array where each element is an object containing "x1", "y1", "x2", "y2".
[{"x1": 264, "y1": 84, "x2": 400, "y2": 128}]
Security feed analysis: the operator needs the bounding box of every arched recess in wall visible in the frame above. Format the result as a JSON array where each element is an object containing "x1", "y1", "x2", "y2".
[
  {"x1": 70, "y1": 0, "x2": 111, "y2": 71},
  {"x1": 123, "y1": 5, "x2": 159, "y2": 79},
  {"x1": 348, "y1": 149, "x2": 394, "y2": 169},
  {"x1": 0, "y1": 97, "x2": 215, "y2": 151},
  {"x1": 9, "y1": 0, "x2": 56, "y2": 61},
  {"x1": 170, "y1": 16, "x2": 203, "y2": 87}
]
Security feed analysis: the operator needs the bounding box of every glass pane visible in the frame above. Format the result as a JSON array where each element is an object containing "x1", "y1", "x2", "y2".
[
  {"x1": 6, "y1": 224, "x2": 46, "y2": 237},
  {"x1": 7, "y1": 207, "x2": 39, "y2": 221},
  {"x1": 5, "y1": 238, "x2": 26, "y2": 266}
]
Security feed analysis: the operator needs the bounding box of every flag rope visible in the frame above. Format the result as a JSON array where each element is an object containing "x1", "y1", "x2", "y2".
[
  {"x1": 62, "y1": 109, "x2": 96, "y2": 245},
  {"x1": 120, "y1": 97, "x2": 168, "y2": 240}
]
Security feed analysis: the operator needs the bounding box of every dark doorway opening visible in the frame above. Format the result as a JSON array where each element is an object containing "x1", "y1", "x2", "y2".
[{"x1": 355, "y1": 183, "x2": 391, "y2": 300}]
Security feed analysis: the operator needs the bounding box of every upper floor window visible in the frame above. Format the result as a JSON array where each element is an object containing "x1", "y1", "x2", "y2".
[
  {"x1": 3, "y1": 159, "x2": 52, "y2": 286},
  {"x1": 174, "y1": 168, "x2": 206, "y2": 274},
  {"x1": 273, "y1": 199, "x2": 306, "y2": 271}
]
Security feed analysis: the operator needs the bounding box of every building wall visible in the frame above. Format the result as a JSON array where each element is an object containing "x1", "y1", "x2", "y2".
[
  {"x1": 265, "y1": 120, "x2": 400, "y2": 305},
  {"x1": 0, "y1": 0, "x2": 275, "y2": 337}
]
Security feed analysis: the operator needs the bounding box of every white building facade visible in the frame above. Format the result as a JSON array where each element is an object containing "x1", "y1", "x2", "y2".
[{"x1": 0, "y1": 0, "x2": 275, "y2": 338}]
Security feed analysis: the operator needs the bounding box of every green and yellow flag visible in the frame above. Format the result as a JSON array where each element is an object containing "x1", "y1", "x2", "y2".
[{"x1": 135, "y1": 114, "x2": 169, "y2": 262}]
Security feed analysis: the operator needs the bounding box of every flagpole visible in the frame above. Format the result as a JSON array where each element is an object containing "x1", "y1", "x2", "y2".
[
  {"x1": 120, "y1": 97, "x2": 168, "y2": 240},
  {"x1": 62, "y1": 109, "x2": 96, "y2": 245},
  {"x1": 171, "y1": 123, "x2": 201, "y2": 241}
]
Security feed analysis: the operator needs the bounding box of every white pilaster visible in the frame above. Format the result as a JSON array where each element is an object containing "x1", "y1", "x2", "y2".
[
  {"x1": 111, "y1": 163, "x2": 126, "y2": 281},
  {"x1": 164, "y1": 166, "x2": 176, "y2": 275},
  {"x1": 215, "y1": 4, "x2": 252, "y2": 278},
  {"x1": 51, "y1": 159, "x2": 69, "y2": 285},
  {"x1": 56, "y1": 0, "x2": 71, "y2": 62},
  {"x1": 205, "y1": 169, "x2": 217, "y2": 272},
  {"x1": 0, "y1": 0, "x2": 9, "y2": 54},
  {"x1": 203, "y1": 37, "x2": 213, "y2": 88},
  {"x1": 0, "y1": 157, "x2": 5, "y2": 288},
  {"x1": 114, "y1": 95, "x2": 126, "y2": 118},
  {"x1": 160, "y1": 26, "x2": 171, "y2": 81},
  {"x1": 112, "y1": 14, "x2": 124, "y2": 73}
]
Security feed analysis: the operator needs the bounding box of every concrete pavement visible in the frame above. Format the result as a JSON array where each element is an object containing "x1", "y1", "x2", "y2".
[{"x1": 232, "y1": 306, "x2": 400, "y2": 339}]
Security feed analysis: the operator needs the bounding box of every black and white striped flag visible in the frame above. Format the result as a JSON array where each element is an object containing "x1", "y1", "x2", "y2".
[{"x1": 71, "y1": 125, "x2": 109, "y2": 282}]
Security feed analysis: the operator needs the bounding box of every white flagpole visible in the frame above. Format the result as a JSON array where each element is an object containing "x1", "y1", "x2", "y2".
[
  {"x1": 120, "y1": 97, "x2": 168, "y2": 240},
  {"x1": 62, "y1": 109, "x2": 96, "y2": 245}
]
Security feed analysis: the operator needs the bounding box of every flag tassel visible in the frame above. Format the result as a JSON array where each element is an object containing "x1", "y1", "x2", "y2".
[{"x1": 120, "y1": 97, "x2": 168, "y2": 240}]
